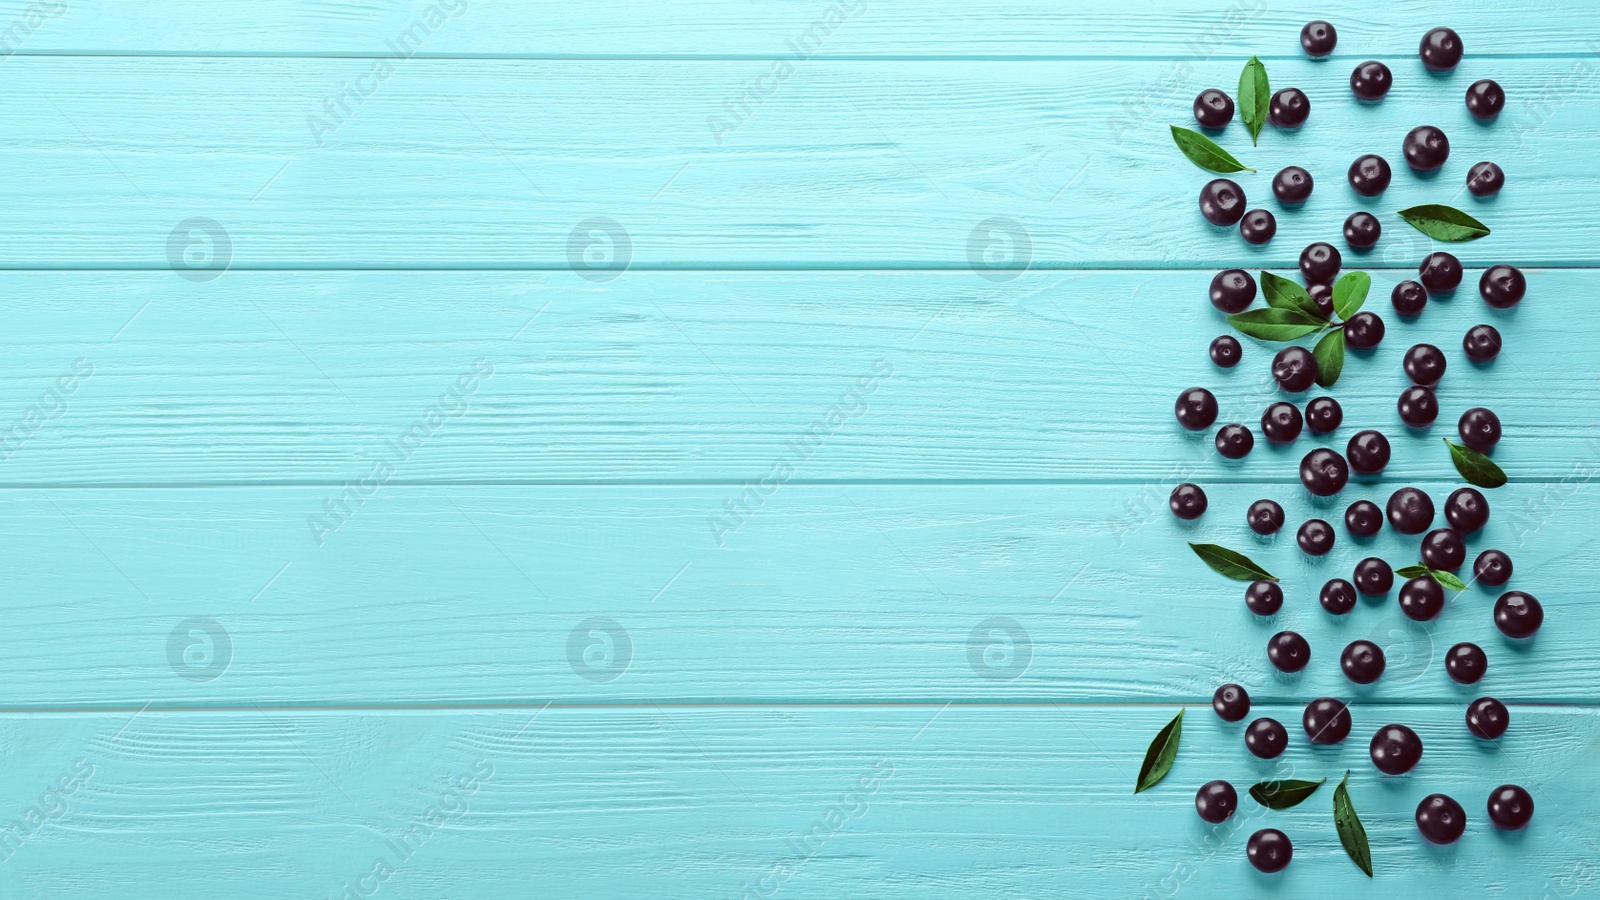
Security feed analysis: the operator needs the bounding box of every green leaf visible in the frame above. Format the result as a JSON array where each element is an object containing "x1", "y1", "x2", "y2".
[
  {"x1": 1333, "y1": 772, "x2": 1373, "y2": 877},
  {"x1": 1398, "y1": 204, "x2": 1491, "y2": 242},
  {"x1": 1238, "y1": 56, "x2": 1270, "y2": 146},
  {"x1": 1313, "y1": 327, "x2": 1345, "y2": 387},
  {"x1": 1395, "y1": 565, "x2": 1429, "y2": 579},
  {"x1": 1332, "y1": 271, "x2": 1371, "y2": 320},
  {"x1": 1188, "y1": 542, "x2": 1276, "y2": 582},
  {"x1": 1227, "y1": 308, "x2": 1327, "y2": 342},
  {"x1": 1396, "y1": 563, "x2": 1469, "y2": 590},
  {"x1": 1249, "y1": 778, "x2": 1326, "y2": 810},
  {"x1": 1170, "y1": 126, "x2": 1256, "y2": 174},
  {"x1": 1447, "y1": 440, "x2": 1508, "y2": 489},
  {"x1": 1134, "y1": 709, "x2": 1183, "y2": 793},
  {"x1": 1260, "y1": 270, "x2": 1326, "y2": 320}
]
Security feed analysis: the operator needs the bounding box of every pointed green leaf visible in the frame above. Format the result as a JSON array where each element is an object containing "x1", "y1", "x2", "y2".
[
  {"x1": 1313, "y1": 327, "x2": 1345, "y2": 387},
  {"x1": 1395, "y1": 565, "x2": 1430, "y2": 579},
  {"x1": 1238, "y1": 56, "x2": 1270, "y2": 146},
  {"x1": 1430, "y1": 568, "x2": 1468, "y2": 591},
  {"x1": 1333, "y1": 772, "x2": 1373, "y2": 877},
  {"x1": 1447, "y1": 440, "x2": 1508, "y2": 488},
  {"x1": 1249, "y1": 778, "x2": 1326, "y2": 810},
  {"x1": 1170, "y1": 126, "x2": 1256, "y2": 174},
  {"x1": 1227, "y1": 308, "x2": 1327, "y2": 342},
  {"x1": 1332, "y1": 271, "x2": 1371, "y2": 320},
  {"x1": 1260, "y1": 270, "x2": 1326, "y2": 320},
  {"x1": 1398, "y1": 205, "x2": 1491, "y2": 242},
  {"x1": 1189, "y1": 542, "x2": 1276, "y2": 582},
  {"x1": 1134, "y1": 709, "x2": 1184, "y2": 793}
]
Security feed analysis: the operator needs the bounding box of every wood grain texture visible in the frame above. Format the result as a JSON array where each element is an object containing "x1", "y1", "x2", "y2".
[
  {"x1": 0, "y1": 269, "x2": 1591, "y2": 485},
  {"x1": 0, "y1": 57, "x2": 1594, "y2": 267},
  {"x1": 0, "y1": 705, "x2": 1594, "y2": 898}
]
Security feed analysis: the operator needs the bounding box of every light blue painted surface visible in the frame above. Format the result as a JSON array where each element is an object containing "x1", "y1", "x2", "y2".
[{"x1": 0, "y1": 2, "x2": 1596, "y2": 897}]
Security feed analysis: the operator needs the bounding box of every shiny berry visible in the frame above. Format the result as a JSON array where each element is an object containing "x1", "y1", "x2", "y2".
[
  {"x1": 1474, "y1": 549, "x2": 1513, "y2": 586},
  {"x1": 1308, "y1": 282, "x2": 1334, "y2": 317},
  {"x1": 1398, "y1": 385, "x2": 1439, "y2": 427},
  {"x1": 1354, "y1": 557, "x2": 1394, "y2": 596},
  {"x1": 1445, "y1": 642, "x2": 1487, "y2": 684},
  {"x1": 1269, "y1": 88, "x2": 1310, "y2": 129},
  {"x1": 1298, "y1": 519, "x2": 1335, "y2": 555},
  {"x1": 1468, "y1": 698, "x2": 1510, "y2": 740},
  {"x1": 1175, "y1": 387, "x2": 1218, "y2": 430},
  {"x1": 1403, "y1": 343, "x2": 1447, "y2": 385},
  {"x1": 1246, "y1": 579, "x2": 1284, "y2": 616},
  {"x1": 1261, "y1": 402, "x2": 1303, "y2": 444},
  {"x1": 1347, "y1": 430, "x2": 1391, "y2": 474},
  {"x1": 1300, "y1": 449, "x2": 1349, "y2": 497},
  {"x1": 1341, "y1": 639, "x2": 1386, "y2": 683},
  {"x1": 1306, "y1": 397, "x2": 1342, "y2": 434},
  {"x1": 1344, "y1": 211, "x2": 1381, "y2": 250},
  {"x1": 1194, "y1": 89, "x2": 1235, "y2": 129},
  {"x1": 1399, "y1": 575, "x2": 1446, "y2": 621},
  {"x1": 1494, "y1": 591, "x2": 1543, "y2": 639},
  {"x1": 1196, "y1": 780, "x2": 1239, "y2": 824},
  {"x1": 1248, "y1": 499, "x2": 1285, "y2": 535},
  {"x1": 1245, "y1": 718, "x2": 1288, "y2": 759},
  {"x1": 1240, "y1": 209, "x2": 1276, "y2": 244},
  {"x1": 1351, "y1": 61, "x2": 1393, "y2": 101},
  {"x1": 1200, "y1": 179, "x2": 1247, "y2": 226},
  {"x1": 1273, "y1": 166, "x2": 1313, "y2": 205},
  {"x1": 1299, "y1": 242, "x2": 1341, "y2": 284},
  {"x1": 1268, "y1": 631, "x2": 1311, "y2": 672},
  {"x1": 1416, "y1": 794, "x2": 1467, "y2": 844},
  {"x1": 1463, "y1": 324, "x2": 1502, "y2": 362},
  {"x1": 1446, "y1": 487, "x2": 1489, "y2": 532},
  {"x1": 1387, "y1": 487, "x2": 1435, "y2": 534},
  {"x1": 1344, "y1": 311, "x2": 1385, "y2": 349},
  {"x1": 1420, "y1": 252, "x2": 1463, "y2": 294},
  {"x1": 1403, "y1": 125, "x2": 1450, "y2": 173},
  {"x1": 1370, "y1": 723, "x2": 1423, "y2": 775},
  {"x1": 1170, "y1": 483, "x2": 1208, "y2": 520},
  {"x1": 1210, "y1": 335, "x2": 1242, "y2": 368},
  {"x1": 1467, "y1": 161, "x2": 1505, "y2": 197},
  {"x1": 1459, "y1": 407, "x2": 1501, "y2": 452},
  {"x1": 1391, "y1": 280, "x2": 1428, "y2": 317},
  {"x1": 1480, "y1": 264, "x2": 1526, "y2": 308},
  {"x1": 1216, "y1": 424, "x2": 1255, "y2": 459},
  {"x1": 1345, "y1": 500, "x2": 1384, "y2": 537},
  {"x1": 1247, "y1": 829, "x2": 1293, "y2": 873},
  {"x1": 1466, "y1": 79, "x2": 1505, "y2": 120},
  {"x1": 1304, "y1": 697, "x2": 1352, "y2": 744},
  {"x1": 1213, "y1": 683, "x2": 1251, "y2": 722},
  {"x1": 1348, "y1": 153, "x2": 1392, "y2": 195},
  {"x1": 1210, "y1": 269, "x2": 1257, "y2": 313},
  {"x1": 1487, "y1": 785, "x2": 1534, "y2": 829},
  {"x1": 1273, "y1": 346, "x2": 1318, "y2": 393},
  {"x1": 1301, "y1": 20, "x2": 1337, "y2": 57},
  {"x1": 1422, "y1": 528, "x2": 1467, "y2": 571},
  {"x1": 1321, "y1": 578, "x2": 1358, "y2": 615},
  {"x1": 1420, "y1": 26, "x2": 1464, "y2": 72}
]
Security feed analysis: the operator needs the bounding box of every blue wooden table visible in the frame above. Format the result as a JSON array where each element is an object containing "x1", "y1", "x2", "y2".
[{"x1": 1, "y1": 2, "x2": 1597, "y2": 896}]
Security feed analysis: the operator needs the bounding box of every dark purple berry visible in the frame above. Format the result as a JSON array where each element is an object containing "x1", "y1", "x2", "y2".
[
  {"x1": 1474, "y1": 549, "x2": 1512, "y2": 586},
  {"x1": 1303, "y1": 697, "x2": 1352, "y2": 744},
  {"x1": 1404, "y1": 343, "x2": 1447, "y2": 385},
  {"x1": 1350, "y1": 61, "x2": 1393, "y2": 101},
  {"x1": 1399, "y1": 575, "x2": 1446, "y2": 621},
  {"x1": 1391, "y1": 280, "x2": 1427, "y2": 317},
  {"x1": 1196, "y1": 780, "x2": 1239, "y2": 823},
  {"x1": 1248, "y1": 498, "x2": 1285, "y2": 535},
  {"x1": 1487, "y1": 785, "x2": 1534, "y2": 829},
  {"x1": 1420, "y1": 26, "x2": 1464, "y2": 72},
  {"x1": 1298, "y1": 519, "x2": 1335, "y2": 555},
  {"x1": 1446, "y1": 487, "x2": 1489, "y2": 532},
  {"x1": 1299, "y1": 449, "x2": 1349, "y2": 496},
  {"x1": 1347, "y1": 430, "x2": 1390, "y2": 474},
  {"x1": 1421, "y1": 528, "x2": 1467, "y2": 571},
  {"x1": 1247, "y1": 829, "x2": 1292, "y2": 873},
  {"x1": 1416, "y1": 794, "x2": 1467, "y2": 844},
  {"x1": 1246, "y1": 579, "x2": 1284, "y2": 615},
  {"x1": 1268, "y1": 631, "x2": 1311, "y2": 672},
  {"x1": 1480, "y1": 264, "x2": 1526, "y2": 308},
  {"x1": 1216, "y1": 424, "x2": 1255, "y2": 459},
  {"x1": 1420, "y1": 252, "x2": 1463, "y2": 294},
  {"x1": 1170, "y1": 483, "x2": 1208, "y2": 520},
  {"x1": 1463, "y1": 324, "x2": 1502, "y2": 362},
  {"x1": 1269, "y1": 88, "x2": 1310, "y2": 129},
  {"x1": 1261, "y1": 402, "x2": 1303, "y2": 444},
  {"x1": 1387, "y1": 487, "x2": 1435, "y2": 534},
  {"x1": 1245, "y1": 718, "x2": 1288, "y2": 759},
  {"x1": 1354, "y1": 557, "x2": 1393, "y2": 596},
  {"x1": 1175, "y1": 387, "x2": 1218, "y2": 430},
  {"x1": 1194, "y1": 89, "x2": 1235, "y2": 129},
  {"x1": 1345, "y1": 500, "x2": 1384, "y2": 537},
  {"x1": 1494, "y1": 591, "x2": 1543, "y2": 639},
  {"x1": 1344, "y1": 311, "x2": 1385, "y2": 349},
  {"x1": 1210, "y1": 334, "x2": 1242, "y2": 368},
  {"x1": 1403, "y1": 125, "x2": 1450, "y2": 172},
  {"x1": 1341, "y1": 639, "x2": 1385, "y2": 683},
  {"x1": 1299, "y1": 242, "x2": 1341, "y2": 284},
  {"x1": 1213, "y1": 683, "x2": 1250, "y2": 722},
  {"x1": 1200, "y1": 179, "x2": 1247, "y2": 226},
  {"x1": 1348, "y1": 153, "x2": 1392, "y2": 195},
  {"x1": 1468, "y1": 698, "x2": 1510, "y2": 740},
  {"x1": 1321, "y1": 578, "x2": 1357, "y2": 615},
  {"x1": 1466, "y1": 79, "x2": 1505, "y2": 120},
  {"x1": 1301, "y1": 21, "x2": 1337, "y2": 57},
  {"x1": 1370, "y1": 723, "x2": 1423, "y2": 775},
  {"x1": 1273, "y1": 346, "x2": 1318, "y2": 393},
  {"x1": 1459, "y1": 407, "x2": 1501, "y2": 452},
  {"x1": 1306, "y1": 397, "x2": 1342, "y2": 434},
  {"x1": 1308, "y1": 282, "x2": 1334, "y2": 317},
  {"x1": 1467, "y1": 161, "x2": 1505, "y2": 197},
  {"x1": 1344, "y1": 211, "x2": 1381, "y2": 250},
  {"x1": 1273, "y1": 166, "x2": 1313, "y2": 205},
  {"x1": 1398, "y1": 385, "x2": 1439, "y2": 427},
  {"x1": 1240, "y1": 209, "x2": 1276, "y2": 244},
  {"x1": 1445, "y1": 642, "x2": 1487, "y2": 684},
  {"x1": 1210, "y1": 268, "x2": 1257, "y2": 312}
]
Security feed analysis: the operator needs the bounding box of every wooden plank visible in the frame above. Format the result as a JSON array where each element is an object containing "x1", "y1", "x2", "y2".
[
  {"x1": 1, "y1": 482, "x2": 1591, "y2": 707},
  {"x1": 3, "y1": 1, "x2": 1598, "y2": 58},
  {"x1": 0, "y1": 704, "x2": 1594, "y2": 896},
  {"x1": 0, "y1": 57, "x2": 1594, "y2": 267},
  {"x1": 0, "y1": 269, "x2": 1591, "y2": 485}
]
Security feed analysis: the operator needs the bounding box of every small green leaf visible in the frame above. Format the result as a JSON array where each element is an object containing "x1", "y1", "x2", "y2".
[
  {"x1": 1398, "y1": 204, "x2": 1491, "y2": 242},
  {"x1": 1332, "y1": 271, "x2": 1371, "y2": 320},
  {"x1": 1135, "y1": 709, "x2": 1184, "y2": 793},
  {"x1": 1395, "y1": 564, "x2": 1429, "y2": 579},
  {"x1": 1227, "y1": 308, "x2": 1327, "y2": 342},
  {"x1": 1188, "y1": 542, "x2": 1276, "y2": 582},
  {"x1": 1170, "y1": 126, "x2": 1256, "y2": 174},
  {"x1": 1249, "y1": 778, "x2": 1326, "y2": 810},
  {"x1": 1396, "y1": 563, "x2": 1469, "y2": 590},
  {"x1": 1313, "y1": 327, "x2": 1345, "y2": 387},
  {"x1": 1447, "y1": 440, "x2": 1508, "y2": 488},
  {"x1": 1238, "y1": 56, "x2": 1270, "y2": 146},
  {"x1": 1260, "y1": 270, "x2": 1327, "y2": 320},
  {"x1": 1333, "y1": 771, "x2": 1373, "y2": 877}
]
